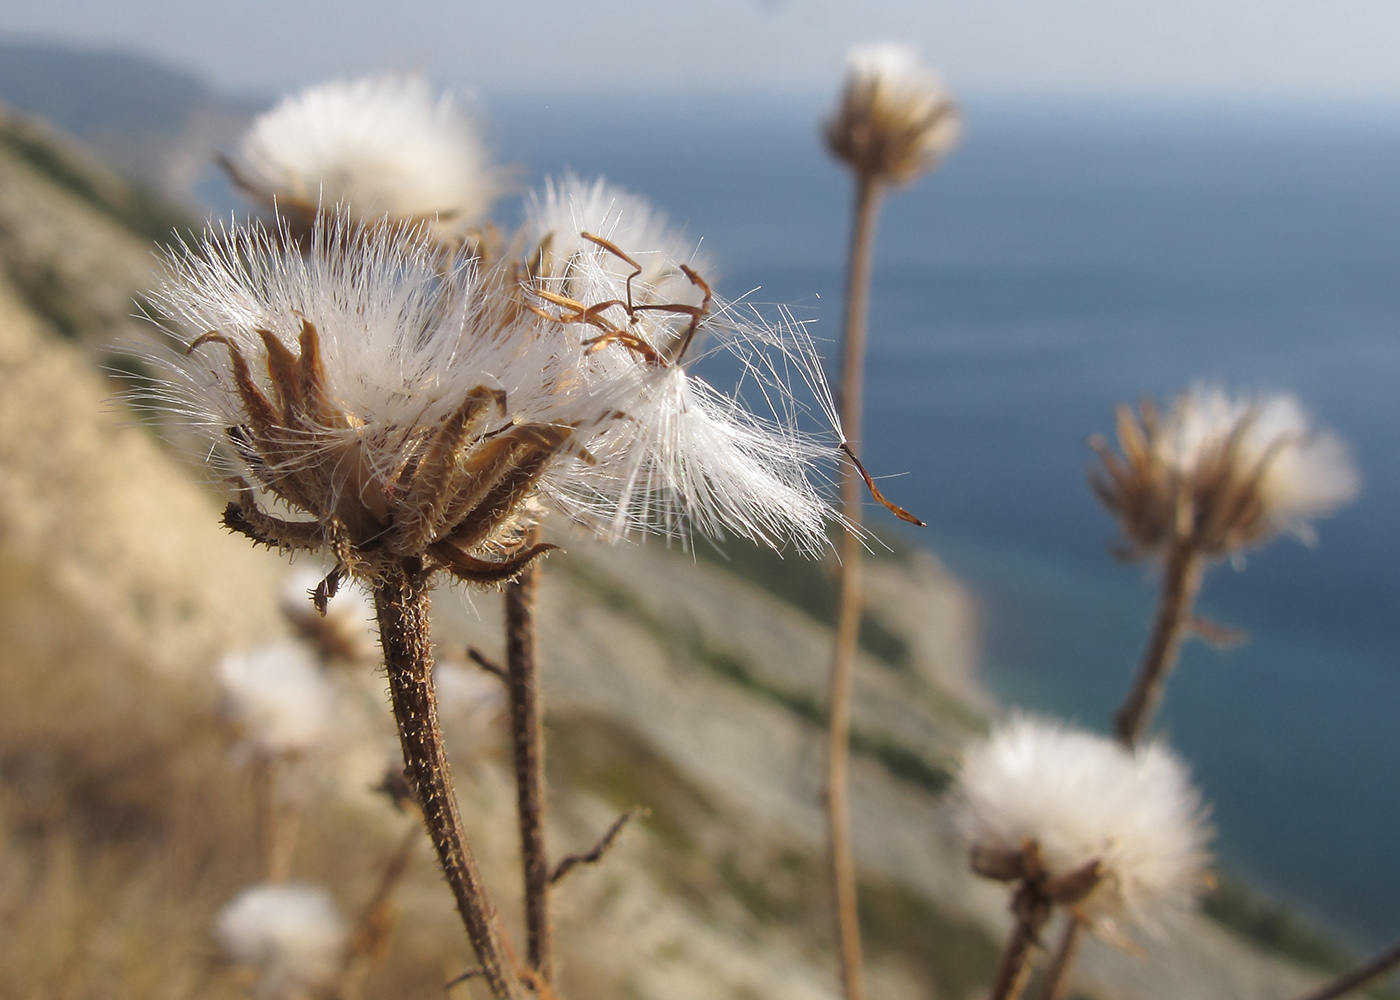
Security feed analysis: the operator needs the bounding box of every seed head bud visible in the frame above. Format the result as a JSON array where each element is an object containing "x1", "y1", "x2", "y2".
[
  {"x1": 954, "y1": 715, "x2": 1212, "y2": 935},
  {"x1": 825, "y1": 44, "x2": 961, "y2": 185},
  {"x1": 215, "y1": 883, "x2": 348, "y2": 999},
  {"x1": 1091, "y1": 387, "x2": 1359, "y2": 559}
]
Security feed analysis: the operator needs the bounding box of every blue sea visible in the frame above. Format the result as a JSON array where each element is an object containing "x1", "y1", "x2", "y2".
[{"x1": 469, "y1": 89, "x2": 1400, "y2": 951}]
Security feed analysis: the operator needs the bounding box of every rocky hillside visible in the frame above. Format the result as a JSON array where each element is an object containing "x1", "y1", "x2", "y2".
[{"x1": 0, "y1": 103, "x2": 1345, "y2": 1000}]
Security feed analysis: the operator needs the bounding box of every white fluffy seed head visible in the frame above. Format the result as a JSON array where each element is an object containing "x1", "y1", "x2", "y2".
[
  {"x1": 139, "y1": 214, "x2": 841, "y2": 567},
  {"x1": 215, "y1": 883, "x2": 348, "y2": 999},
  {"x1": 525, "y1": 174, "x2": 710, "y2": 313},
  {"x1": 826, "y1": 43, "x2": 961, "y2": 184},
  {"x1": 218, "y1": 642, "x2": 335, "y2": 757},
  {"x1": 230, "y1": 74, "x2": 497, "y2": 235},
  {"x1": 1159, "y1": 387, "x2": 1360, "y2": 544},
  {"x1": 954, "y1": 715, "x2": 1212, "y2": 934}
]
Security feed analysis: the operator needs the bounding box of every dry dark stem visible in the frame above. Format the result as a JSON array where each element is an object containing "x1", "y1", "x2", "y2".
[
  {"x1": 1114, "y1": 538, "x2": 1205, "y2": 747},
  {"x1": 989, "y1": 913, "x2": 1042, "y2": 1000},
  {"x1": 505, "y1": 527, "x2": 553, "y2": 982},
  {"x1": 374, "y1": 566, "x2": 526, "y2": 1000},
  {"x1": 826, "y1": 170, "x2": 885, "y2": 1000},
  {"x1": 1290, "y1": 936, "x2": 1400, "y2": 1000},
  {"x1": 1034, "y1": 914, "x2": 1087, "y2": 1000}
]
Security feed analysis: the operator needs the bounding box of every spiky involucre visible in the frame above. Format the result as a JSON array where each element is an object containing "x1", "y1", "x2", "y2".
[
  {"x1": 140, "y1": 215, "x2": 840, "y2": 569},
  {"x1": 826, "y1": 43, "x2": 961, "y2": 184},
  {"x1": 954, "y1": 715, "x2": 1212, "y2": 934},
  {"x1": 216, "y1": 883, "x2": 348, "y2": 999},
  {"x1": 232, "y1": 74, "x2": 496, "y2": 234}
]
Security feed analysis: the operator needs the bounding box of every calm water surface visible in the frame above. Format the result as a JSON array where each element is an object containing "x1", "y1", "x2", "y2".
[{"x1": 482, "y1": 90, "x2": 1400, "y2": 948}]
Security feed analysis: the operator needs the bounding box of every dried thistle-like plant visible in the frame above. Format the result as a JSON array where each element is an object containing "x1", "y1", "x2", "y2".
[{"x1": 825, "y1": 44, "x2": 962, "y2": 187}]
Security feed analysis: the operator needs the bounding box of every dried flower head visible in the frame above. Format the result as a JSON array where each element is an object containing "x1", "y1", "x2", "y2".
[
  {"x1": 955, "y1": 715, "x2": 1212, "y2": 934},
  {"x1": 825, "y1": 44, "x2": 961, "y2": 185},
  {"x1": 223, "y1": 74, "x2": 497, "y2": 240},
  {"x1": 219, "y1": 642, "x2": 335, "y2": 757},
  {"x1": 139, "y1": 214, "x2": 840, "y2": 594},
  {"x1": 279, "y1": 567, "x2": 377, "y2": 664},
  {"x1": 525, "y1": 175, "x2": 710, "y2": 322},
  {"x1": 1091, "y1": 387, "x2": 1359, "y2": 558},
  {"x1": 216, "y1": 883, "x2": 348, "y2": 999},
  {"x1": 520, "y1": 199, "x2": 841, "y2": 550}
]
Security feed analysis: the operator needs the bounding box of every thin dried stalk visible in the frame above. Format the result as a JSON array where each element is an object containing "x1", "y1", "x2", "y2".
[
  {"x1": 1034, "y1": 915, "x2": 1086, "y2": 1000},
  {"x1": 1114, "y1": 538, "x2": 1205, "y2": 746},
  {"x1": 826, "y1": 171, "x2": 885, "y2": 1000},
  {"x1": 374, "y1": 566, "x2": 526, "y2": 1000},
  {"x1": 333, "y1": 823, "x2": 421, "y2": 1000},
  {"x1": 1291, "y1": 937, "x2": 1400, "y2": 1000},
  {"x1": 988, "y1": 914, "x2": 1041, "y2": 1000},
  {"x1": 505, "y1": 525, "x2": 552, "y2": 981},
  {"x1": 251, "y1": 754, "x2": 300, "y2": 884}
]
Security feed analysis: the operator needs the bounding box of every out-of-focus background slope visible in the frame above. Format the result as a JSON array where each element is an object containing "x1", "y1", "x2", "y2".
[{"x1": 0, "y1": 42, "x2": 1350, "y2": 1000}]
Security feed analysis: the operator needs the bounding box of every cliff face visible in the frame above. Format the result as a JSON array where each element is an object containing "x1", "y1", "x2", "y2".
[{"x1": 0, "y1": 106, "x2": 1331, "y2": 1000}]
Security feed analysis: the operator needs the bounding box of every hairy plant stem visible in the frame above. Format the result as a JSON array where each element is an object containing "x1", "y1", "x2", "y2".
[
  {"x1": 1291, "y1": 936, "x2": 1400, "y2": 1000},
  {"x1": 373, "y1": 566, "x2": 526, "y2": 1000},
  {"x1": 1114, "y1": 538, "x2": 1205, "y2": 746},
  {"x1": 826, "y1": 170, "x2": 884, "y2": 1000},
  {"x1": 505, "y1": 525, "x2": 552, "y2": 981},
  {"x1": 1033, "y1": 914, "x2": 1086, "y2": 1000}
]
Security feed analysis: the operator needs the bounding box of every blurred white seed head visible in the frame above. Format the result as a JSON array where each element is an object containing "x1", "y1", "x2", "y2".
[
  {"x1": 226, "y1": 74, "x2": 497, "y2": 238},
  {"x1": 954, "y1": 715, "x2": 1212, "y2": 933},
  {"x1": 826, "y1": 44, "x2": 961, "y2": 185},
  {"x1": 1091, "y1": 386, "x2": 1359, "y2": 558},
  {"x1": 1158, "y1": 388, "x2": 1359, "y2": 545},
  {"x1": 219, "y1": 642, "x2": 335, "y2": 757},
  {"x1": 279, "y1": 568, "x2": 377, "y2": 665},
  {"x1": 216, "y1": 883, "x2": 348, "y2": 999}
]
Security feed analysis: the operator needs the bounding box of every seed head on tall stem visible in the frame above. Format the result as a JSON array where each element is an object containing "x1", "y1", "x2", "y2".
[
  {"x1": 139, "y1": 210, "x2": 844, "y2": 998},
  {"x1": 820, "y1": 42, "x2": 959, "y2": 1000},
  {"x1": 1033, "y1": 387, "x2": 1361, "y2": 1000},
  {"x1": 1091, "y1": 387, "x2": 1359, "y2": 745},
  {"x1": 955, "y1": 716, "x2": 1212, "y2": 1000}
]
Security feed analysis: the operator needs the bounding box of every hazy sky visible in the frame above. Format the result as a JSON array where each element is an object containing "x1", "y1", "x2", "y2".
[{"x1": 4, "y1": 0, "x2": 1400, "y2": 98}]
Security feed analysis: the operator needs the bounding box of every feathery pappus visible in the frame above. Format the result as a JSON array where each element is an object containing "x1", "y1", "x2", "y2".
[
  {"x1": 137, "y1": 211, "x2": 843, "y2": 600},
  {"x1": 221, "y1": 74, "x2": 498, "y2": 242},
  {"x1": 954, "y1": 715, "x2": 1212, "y2": 937},
  {"x1": 1091, "y1": 386, "x2": 1359, "y2": 558}
]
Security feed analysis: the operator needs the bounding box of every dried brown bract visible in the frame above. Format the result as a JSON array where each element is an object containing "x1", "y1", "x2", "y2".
[{"x1": 825, "y1": 44, "x2": 961, "y2": 186}]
